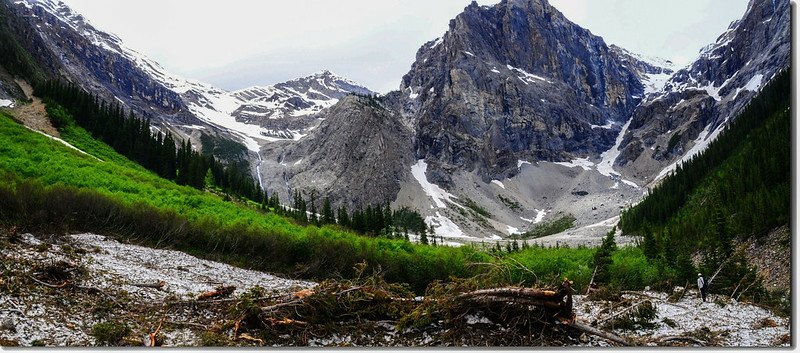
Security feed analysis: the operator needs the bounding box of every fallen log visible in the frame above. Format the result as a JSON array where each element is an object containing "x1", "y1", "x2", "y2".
[
  {"x1": 458, "y1": 288, "x2": 563, "y2": 301},
  {"x1": 462, "y1": 295, "x2": 566, "y2": 310},
  {"x1": 197, "y1": 286, "x2": 236, "y2": 300}
]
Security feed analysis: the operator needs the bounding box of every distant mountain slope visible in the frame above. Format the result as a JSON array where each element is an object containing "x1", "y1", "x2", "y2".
[
  {"x1": 5, "y1": 0, "x2": 373, "y2": 155},
  {"x1": 614, "y1": 0, "x2": 791, "y2": 185}
]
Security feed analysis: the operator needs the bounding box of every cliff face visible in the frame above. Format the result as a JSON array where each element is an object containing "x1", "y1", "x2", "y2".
[{"x1": 399, "y1": 0, "x2": 653, "y2": 185}]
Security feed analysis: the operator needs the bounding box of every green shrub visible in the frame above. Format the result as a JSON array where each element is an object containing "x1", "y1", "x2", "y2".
[{"x1": 91, "y1": 321, "x2": 130, "y2": 346}]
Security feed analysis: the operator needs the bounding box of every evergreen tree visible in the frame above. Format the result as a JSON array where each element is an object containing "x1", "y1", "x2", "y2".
[
  {"x1": 204, "y1": 168, "x2": 215, "y2": 190},
  {"x1": 321, "y1": 196, "x2": 335, "y2": 225},
  {"x1": 337, "y1": 206, "x2": 351, "y2": 228},
  {"x1": 593, "y1": 228, "x2": 618, "y2": 285}
]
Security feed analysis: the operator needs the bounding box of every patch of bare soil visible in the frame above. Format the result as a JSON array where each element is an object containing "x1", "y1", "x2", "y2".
[
  {"x1": 742, "y1": 225, "x2": 791, "y2": 292},
  {"x1": 8, "y1": 79, "x2": 59, "y2": 137}
]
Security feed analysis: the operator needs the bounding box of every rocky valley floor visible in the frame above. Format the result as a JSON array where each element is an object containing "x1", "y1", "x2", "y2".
[{"x1": 0, "y1": 231, "x2": 791, "y2": 347}]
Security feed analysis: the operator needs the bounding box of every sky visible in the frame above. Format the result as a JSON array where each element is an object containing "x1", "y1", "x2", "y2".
[{"x1": 59, "y1": 0, "x2": 749, "y2": 93}]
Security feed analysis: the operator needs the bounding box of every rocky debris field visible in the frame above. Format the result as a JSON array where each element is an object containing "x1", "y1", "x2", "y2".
[
  {"x1": 0, "y1": 231, "x2": 791, "y2": 347},
  {"x1": 0, "y1": 232, "x2": 314, "y2": 347},
  {"x1": 573, "y1": 290, "x2": 790, "y2": 347}
]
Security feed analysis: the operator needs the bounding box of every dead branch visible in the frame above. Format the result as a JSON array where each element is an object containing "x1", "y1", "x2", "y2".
[
  {"x1": 562, "y1": 318, "x2": 631, "y2": 346},
  {"x1": 708, "y1": 261, "x2": 727, "y2": 286},
  {"x1": 165, "y1": 321, "x2": 207, "y2": 329},
  {"x1": 147, "y1": 317, "x2": 165, "y2": 347},
  {"x1": 261, "y1": 300, "x2": 303, "y2": 314},
  {"x1": 27, "y1": 275, "x2": 71, "y2": 289},
  {"x1": 735, "y1": 277, "x2": 761, "y2": 301},
  {"x1": 658, "y1": 336, "x2": 706, "y2": 346},
  {"x1": 0, "y1": 309, "x2": 24, "y2": 316},
  {"x1": 197, "y1": 285, "x2": 236, "y2": 300},
  {"x1": 238, "y1": 333, "x2": 264, "y2": 345},
  {"x1": 596, "y1": 300, "x2": 647, "y2": 325},
  {"x1": 586, "y1": 266, "x2": 598, "y2": 295}
]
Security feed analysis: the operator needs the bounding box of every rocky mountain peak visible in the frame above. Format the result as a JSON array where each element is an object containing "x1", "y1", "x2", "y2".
[{"x1": 400, "y1": 0, "x2": 644, "y2": 183}]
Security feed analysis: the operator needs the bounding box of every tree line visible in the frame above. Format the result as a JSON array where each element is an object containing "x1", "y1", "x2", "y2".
[{"x1": 262, "y1": 189, "x2": 452, "y2": 245}]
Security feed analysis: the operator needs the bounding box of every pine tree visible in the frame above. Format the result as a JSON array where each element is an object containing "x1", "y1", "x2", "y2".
[
  {"x1": 337, "y1": 206, "x2": 351, "y2": 228},
  {"x1": 204, "y1": 168, "x2": 215, "y2": 190},
  {"x1": 321, "y1": 196, "x2": 335, "y2": 225}
]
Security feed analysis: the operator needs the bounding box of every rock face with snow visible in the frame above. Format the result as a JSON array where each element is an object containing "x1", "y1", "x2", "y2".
[
  {"x1": 614, "y1": 0, "x2": 791, "y2": 184},
  {"x1": 259, "y1": 94, "x2": 415, "y2": 209},
  {"x1": 399, "y1": 0, "x2": 655, "y2": 185}
]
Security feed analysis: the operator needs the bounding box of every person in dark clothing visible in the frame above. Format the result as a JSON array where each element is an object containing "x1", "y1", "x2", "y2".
[{"x1": 697, "y1": 273, "x2": 708, "y2": 302}]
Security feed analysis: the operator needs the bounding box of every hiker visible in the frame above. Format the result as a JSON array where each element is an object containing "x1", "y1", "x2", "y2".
[{"x1": 697, "y1": 273, "x2": 707, "y2": 302}]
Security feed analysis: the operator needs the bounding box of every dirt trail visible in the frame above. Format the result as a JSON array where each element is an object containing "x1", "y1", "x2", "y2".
[{"x1": 8, "y1": 79, "x2": 59, "y2": 137}]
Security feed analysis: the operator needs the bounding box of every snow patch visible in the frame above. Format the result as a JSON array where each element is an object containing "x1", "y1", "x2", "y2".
[
  {"x1": 411, "y1": 160, "x2": 457, "y2": 209},
  {"x1": 490, "y1": 180, "x2": 506, "y2": 189},
  {"x1": 656, "y1": 119, "x2": 727, "y2": 181},
  {"x1": 517, "y1": 160, "x2": 532, "y2": 169},
  {"x1": 533, "y1": 209, "x2": 547, "y2": 224},
  {"x1": 425, "y1": 212, "x2": 467, "y2": 238},
  {"x1": 642, "y1": 73, "x2": 673, "y2": 95},
  {"x1": 506, "y1": 225, "x2": 520, "y2": 235},
  {"x1": 506, "y1": 64, "x2": 553, "y2": 85},
  {"x1": 0, "y1": 99, "x2": 15, "y2": 108},
  {"x1": 742, "y1": 73, "x2": 764, "y2": 92},
  {"x1": 554, "y1": 157, "x2": 595, "y2": 171},
  {"x1": 596, "y1": 117, "x2": 635, "y2": 185},
  {"x1": 590, "y1": 121, "x2": 615, "y2": 130}
]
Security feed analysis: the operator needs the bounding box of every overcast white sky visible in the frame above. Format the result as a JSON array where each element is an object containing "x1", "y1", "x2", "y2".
[{"x1": 60, "y1": 0, "x2": 749, "y2": 93}]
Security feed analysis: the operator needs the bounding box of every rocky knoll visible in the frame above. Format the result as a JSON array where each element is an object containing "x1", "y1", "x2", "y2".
[{"x1": 259, "y1": 94, "x2": 415, "y2": 209}]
